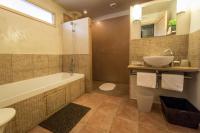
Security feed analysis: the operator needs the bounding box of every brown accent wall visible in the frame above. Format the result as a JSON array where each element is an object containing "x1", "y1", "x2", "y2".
[{"x1": 92, "y1": 16, "x2": 130, "y2": 84}]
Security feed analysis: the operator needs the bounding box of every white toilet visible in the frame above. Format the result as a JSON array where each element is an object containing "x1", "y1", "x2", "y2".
[{"x1": 0, "y1": 108, "x2": 16, "y2": 133}]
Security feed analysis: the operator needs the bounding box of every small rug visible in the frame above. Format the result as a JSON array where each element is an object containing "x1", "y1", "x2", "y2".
[{"x1": 40, "y1": 103, "x2": 90, "y2": 133}]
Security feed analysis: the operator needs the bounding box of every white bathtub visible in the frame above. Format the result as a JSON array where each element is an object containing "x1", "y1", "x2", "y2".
[{"x1": 0, "y1": 73, "x2": 84, "y2": 108}]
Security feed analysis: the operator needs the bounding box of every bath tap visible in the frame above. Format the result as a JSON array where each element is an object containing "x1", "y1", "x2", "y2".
[{"x1": 69, "y1": 57, "x2": 75, "y2": 75}]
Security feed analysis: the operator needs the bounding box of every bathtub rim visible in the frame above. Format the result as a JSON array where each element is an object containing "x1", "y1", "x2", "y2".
[{"x1": 0, "y1": 72, "x2": 84, "y2": 108}]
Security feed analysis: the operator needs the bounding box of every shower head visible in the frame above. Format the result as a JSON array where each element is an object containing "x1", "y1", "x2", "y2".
[{"x1": 70, "y1": 21, "x2": 76, "y2": 32}]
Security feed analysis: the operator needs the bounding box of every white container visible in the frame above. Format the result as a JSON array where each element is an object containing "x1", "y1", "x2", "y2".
[{"x1": 137, "y1": 89, "x2": 154, "y2": 112}]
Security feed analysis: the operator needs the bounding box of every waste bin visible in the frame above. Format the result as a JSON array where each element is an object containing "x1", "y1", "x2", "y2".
[
  {"x1": 160, "y1": 96, "x2": 200, "y2": 129},
  {"x1": 137, "y1": 90, "x2": 154, "y2": 112}
]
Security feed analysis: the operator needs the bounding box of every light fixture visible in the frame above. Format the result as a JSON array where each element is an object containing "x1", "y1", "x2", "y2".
[
  {"x1": 83, "y1": 10, "x2": 88, "y2": 15},
  {"x1": 96, "y1": 21, "x2": 101, "y2": 25},
  {"x1": 176, "y1": 0, "x2": 190, "y2": 14},
  {"x1": 131, "y1": 5, "x2": 142, "y2": 21}
]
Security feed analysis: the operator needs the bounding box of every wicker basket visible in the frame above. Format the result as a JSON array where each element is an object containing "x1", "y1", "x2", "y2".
[{"x1": 160, "y1": 96, "x2": 200, "y2": 129}]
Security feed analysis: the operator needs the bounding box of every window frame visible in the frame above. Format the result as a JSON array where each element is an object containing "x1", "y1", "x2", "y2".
[{"x1": 0, "y1": 0, "x2": 56, "y2": 27}]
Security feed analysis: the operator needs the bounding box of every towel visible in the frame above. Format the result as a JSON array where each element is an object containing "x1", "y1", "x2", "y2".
[
  {"x1": 137, "y1": 72, "x2": 157, "y2": 88},
  {"x1": 161, "y1": 74, "x2": 184, "y2": 92}
]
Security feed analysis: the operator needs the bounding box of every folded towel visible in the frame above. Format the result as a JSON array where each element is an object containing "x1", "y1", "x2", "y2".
[
  {"x1": 161, "y1": 74, "x2": 184, "y2": 92},
  {"x1": 137, "y1": 72, "x2": 157, "y2": 88}
]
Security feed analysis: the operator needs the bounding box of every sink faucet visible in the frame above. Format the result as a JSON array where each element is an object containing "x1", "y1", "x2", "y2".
[{"x1": 162, "y1": 49, "x2": 174, "y2": 56}]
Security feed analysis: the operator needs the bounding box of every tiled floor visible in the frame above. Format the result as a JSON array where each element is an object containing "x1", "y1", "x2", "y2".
[{"x1": 29, "y1": 92, "x2": 200, "y2": 133}]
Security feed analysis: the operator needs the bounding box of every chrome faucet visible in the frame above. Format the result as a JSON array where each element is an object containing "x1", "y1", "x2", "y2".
[
  {"x1": 162, "y1": 49, "x2": 174, "y2": 56},
  {"x1": 69, "y1": 56, "x2": 75, "y2": 76}
]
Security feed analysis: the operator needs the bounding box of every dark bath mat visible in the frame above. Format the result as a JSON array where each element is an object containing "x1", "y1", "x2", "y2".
[{"x1": 40, "y1": 103, "x2": 91, "y2": 133}]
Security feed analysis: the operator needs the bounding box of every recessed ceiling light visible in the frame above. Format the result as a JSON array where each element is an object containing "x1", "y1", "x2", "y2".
[
  {"x1": 110, "y1": 2, "x2": 117, "y2": 8},
  {"x1": 96, "y1": 21, "x2": 101, "y2": 25},
  {"x1": 83, "y1": 10, "x2": 88, "y2": 14}
]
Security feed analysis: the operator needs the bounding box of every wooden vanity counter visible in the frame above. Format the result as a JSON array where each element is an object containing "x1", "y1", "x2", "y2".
[{"x1": 128, "y1": 65, "x2": 199, "y2": 73}]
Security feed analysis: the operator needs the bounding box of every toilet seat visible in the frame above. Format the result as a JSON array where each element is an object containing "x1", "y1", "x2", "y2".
[{"x1": 0, "y1": 108, "x2": 16, "y2": 126}]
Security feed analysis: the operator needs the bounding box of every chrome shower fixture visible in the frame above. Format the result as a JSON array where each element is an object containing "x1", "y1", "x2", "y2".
[{"x1": 70, "y1": 21, "x2": 76, "y2": 32}]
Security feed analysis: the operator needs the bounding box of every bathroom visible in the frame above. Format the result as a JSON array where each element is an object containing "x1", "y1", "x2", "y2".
[{"x1": 0, "y1": 0, "x2": 200, "y2": 133}]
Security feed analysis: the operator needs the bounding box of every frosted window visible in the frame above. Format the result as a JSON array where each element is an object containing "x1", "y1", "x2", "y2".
[{"x1": 0, "y1": 0, "x2": 55, "y2": 25}]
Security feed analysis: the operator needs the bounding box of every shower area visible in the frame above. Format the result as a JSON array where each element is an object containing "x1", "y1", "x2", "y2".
[
  {"x1": 62, "y1": 17, "x2": 93, "y2": 92},
  {"x1": 62, "y1": 15, "x2": 129, "y2": 96},
  {"x1": 92, "y1": 16, "x2": 130, "y2": 96}
]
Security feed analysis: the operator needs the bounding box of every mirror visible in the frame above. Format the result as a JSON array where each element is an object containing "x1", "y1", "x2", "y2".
[
  {"x1": 130, "y1": 0, "x2": 191, "y2": 40},
  {"x1": 141, "y1": 0, "x2": 176, "y2": 38}
]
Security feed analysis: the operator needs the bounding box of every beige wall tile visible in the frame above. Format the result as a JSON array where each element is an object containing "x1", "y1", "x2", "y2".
[
  {"x1": 47, "y1": 55, "x2": 62, "y2": 75},
  {"x1": 14, "y1": 93, "x2": 46, "y2": 133},
  {"x1": 80, "y1": 78, "x2": 86, "y2": 95},
  {"x1": 48, "y1": 67, "x2": 61, "y2": 74},
  {"x1": 78, "y1": 55, "x2": 93, "y2": 92},
  {"x1": 33, "y1": 55, "x2": 48, "y2": 69},
  {"x1": 34, "y1": 68, "x2": 49, "y2": 77},
  {"x1": 48, "y1": 55, "x2": 60, "y2": 68},
  {"x1": 46, "y1": 87, "x2": 66, "y2": 116},
  {"x1": 12, "y1": 54, "x2": 33, "y2": 71},
  {"x1": 12, "y1": 54, "x2": 34, "y2": 82},
  {"x1": 0, "y1": 54, "x2": 12, "y2": 85},
  {"x1": 188, "y1": 30, "x2": 200, "y2": 68},
  {"x1": 0, "y1": 54, "x2": 63, "y2": 85},
  {"x1": 4, "y1": 105, "x2": 17, "y2": 133},
  {"x1": 65, "y1": 85, "x2": 71, "y2": 104},
  {"x1": 130, "y1": 35, "x2": 189, "y2": 62},
  {"x1": 0, "y1": 68, "x2": 12, "y2": 85},
  {"x1": 63, "y1": 54, "x2": 92, "y2": 92},
  {"x1": 13, "y1": 70, "x2": 34, "y2": 82},
  {"x1": 0, "y1": 54, "x2": 12, "y2": 68},
  {"x1": 70, "y1": 80, "x2": 81, "y2": 101},
  {"x1": 62, "y1": 55, "x2": 73, "y2": 72}
]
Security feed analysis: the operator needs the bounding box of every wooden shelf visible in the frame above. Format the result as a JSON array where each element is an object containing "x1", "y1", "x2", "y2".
[{"x1": 128, "y1": 65, "x2": 199, "y2": 73}]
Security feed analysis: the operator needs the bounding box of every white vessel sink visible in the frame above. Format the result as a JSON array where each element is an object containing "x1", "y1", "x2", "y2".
[{"x1": 143, "y1": 56, "x2": 174, "y2": 67}]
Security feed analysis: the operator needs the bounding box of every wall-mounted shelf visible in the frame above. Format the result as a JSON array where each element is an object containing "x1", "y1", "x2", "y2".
[{"x1": 128, "y1": 65, "x2": 199, "y2": 73}]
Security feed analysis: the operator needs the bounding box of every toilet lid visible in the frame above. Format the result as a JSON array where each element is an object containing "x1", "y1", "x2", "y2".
[
  {"x1": 99, "y1": 83, "x2": 116, "y2": 91},
  {"x1": 0, "y1": 108, "x2": 16, "y2": 126}
]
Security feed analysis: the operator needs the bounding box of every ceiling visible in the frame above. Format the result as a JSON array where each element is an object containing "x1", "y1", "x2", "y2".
[{"x1": 55, "y1": 0, "x2": 132, "y2": 18}]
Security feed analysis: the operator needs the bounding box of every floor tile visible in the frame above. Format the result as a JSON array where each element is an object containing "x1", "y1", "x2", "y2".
[
  {"x1": 188, "y1": 128, "x2": 200, "y2": 133},
  {"x1": 167, "y1": 123, "x2": 191, "y2": 133},
  {"x1": 87, "y1": 108, "x2": 114, "y2": 130},
  {"x1": 116, "y1": 99, "x2": 139, "y2": 122},
  {"x1": 105, "y1": 95, "x2": 124, "y2": 105},
  {"x1": 28, "y1": 126, "x2": 53, "y2": 133},
  {"x1": 138, "y1": 123, "x2": 169, "y2": 133},
  {"x1": 70, "y1": 122, "x2": 85, "y2": 133},
  {"x1": 139, "y1": 109, "x2": 168, "y2": 130},
  {"x1": 110, "y1": 117, "x2": 138, "y2": 133},
  {"x1": 78, "y1": 125, "x2": 108, "y2": 133},
  {"x1": 97, "y1": 101, "x2": 119, "y2": 115},
  {"x1": 78, "y1": 109, "x2": 96, "y2": 123},
  {"x1": 28, "y1": 92, "x2": 200, "y2": 133}
]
